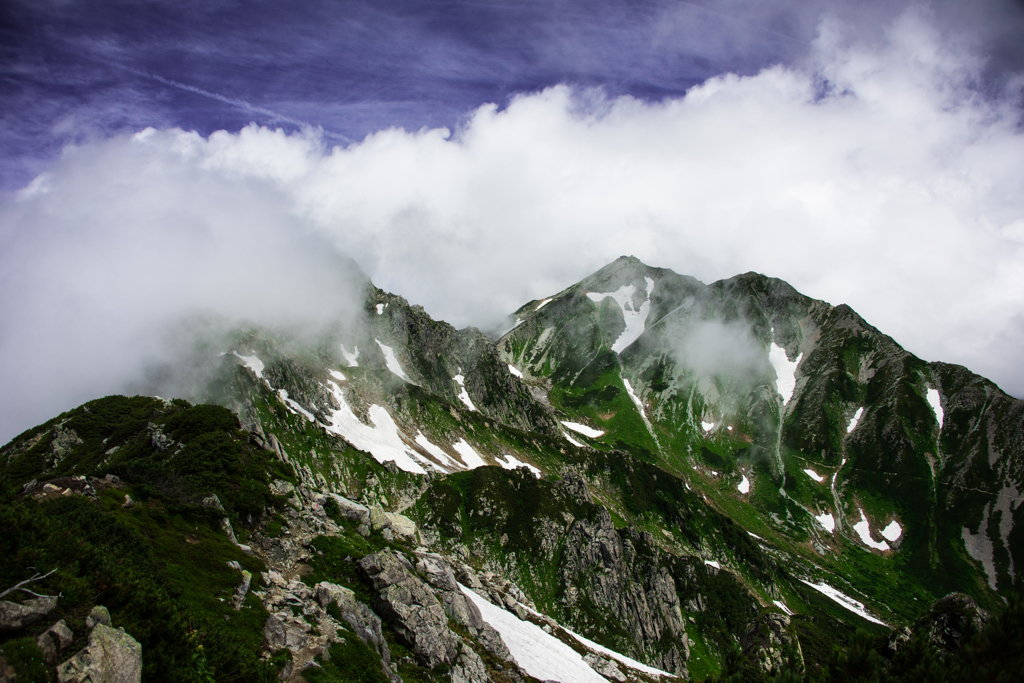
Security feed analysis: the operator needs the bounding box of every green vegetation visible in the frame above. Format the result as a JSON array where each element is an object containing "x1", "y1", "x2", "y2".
[{"x1": 0, "y1": 397, "x2": 286, "y2": 682}]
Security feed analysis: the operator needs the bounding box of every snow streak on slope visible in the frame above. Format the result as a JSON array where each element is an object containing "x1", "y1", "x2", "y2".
[
  {"x1": 453, "y1": 438, "x2": 487, "y2": 469},
  {"x1": 586, "y1": 277, "x2": 655, "y2": 354},
  {"x1": 623, "y1": 378, "x2": 646, "y2": 420},
  {"x1": 847, "y1": 407, "x2": 864, "y2": 434},
  {"x1": 768, "y1": 340, "x2": 801, "y2": 405},
  {"x1": 323, "y1": 380, "x2": 427, "y2": 474},
  {"x1": 414, "y1": 432, "x2": 461, "y2": 471},
  {"x1": 623, "y1": 378, "x2": 658, "y2": 443},
  {"x1": 340, "y1": 344, "x2": 359, "y2": 367},
  {"x1": 927, "y1": 389, "x2": 944, "y2": 429},
  {"x1": 535, "y1": 298, "x2": 552, "y2": 311},
  {"x1": 459, "y1": 584, "x2": 611, "y2": 683},
  {"x1": 497, "y1": 454, "x2": 542, "y2": 477},
  {"x1": 376, "y1": 339, "x2": 414, "y2": 383},
  {"x1": 563, "y1": 432, "x2": 586, "y2": 448},
  {"x1": 799, "y1": 580, "x2": 887, "y2": 626},
  {"x1": 553, "y1": 615, "x2": 673, "y2": 678},
  {"x1": 508, "y1": 364, "x2": 524, "y2": 378},
  {"x1": 452, "y1": 372, "x2": 477, "y2": 412},
  {"x1": 773, "y1": 600, "x2": 794, "y2": 616},
  {"x1": 233, "y1": 352, "x2": 265, "y2": 379},
  {"x1": 815, "y1": 512, "x2": 836, "y2": 533},
  {"x1": 277, "y1": 389, "x2": 316, "y2": 422},
  {"x1": 561, "y1": 421, "x2": 604, "y2": 438},
  {"x1": 329, "y1": 370, "x2": 346, "y2": 381}
]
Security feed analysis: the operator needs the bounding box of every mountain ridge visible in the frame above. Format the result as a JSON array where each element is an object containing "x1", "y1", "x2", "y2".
[{"x1": 1, "y1": 256, "x2": 1020, "y2": 683}]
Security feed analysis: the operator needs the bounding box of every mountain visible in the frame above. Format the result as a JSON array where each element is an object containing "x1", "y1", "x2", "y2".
[{"x1": 1, "y1": 257, "x2": 1021, "y2": 683}]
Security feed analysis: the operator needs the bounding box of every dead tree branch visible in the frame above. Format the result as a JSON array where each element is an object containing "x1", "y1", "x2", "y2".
[{"x1": 0, "y1": 568, "x2": 58, "y2": 600}]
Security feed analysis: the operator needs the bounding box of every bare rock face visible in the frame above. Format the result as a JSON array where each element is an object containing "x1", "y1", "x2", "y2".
[
  {"x1": 57, "y1": 622, "x2": 142, "y2": 683},
  {"x1": 560, "y1": 509, "x2": 690, "y2": 676},
  {"x1": 449, "y1": 643, "x2": 491, "y2": 683},
  {"x1": 358, "y1": 549, "x2": 461, "y2": 668},
  {"x1": 36, "y1": 619, "x2": 75, "y2": 664},
  {"x1": 315, "y1": 581, "x2": 398, "y2": 682},
  {"x1": 741, "y1": 612, "x2": 803, "y2": 675},
  {"x1": 263, "y1": 613, "x2": 310, "y2": 652},
  {"x1": 584, "y1": 653, "x2": 627, "y2": 682},
  {"x1": 0, "y1": 596, "x2": 58, "y2": 631}
]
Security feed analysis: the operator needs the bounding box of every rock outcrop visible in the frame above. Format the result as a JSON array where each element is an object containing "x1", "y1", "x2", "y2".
[
  {"x1": 56, "y1": 607, "x2": 142, "y2": 683},
  {"x1": 316, "y1": 582, "x2": 399, "y2": 683},
  {"x1": 36, "y1": 619, "x2": 74, "y2": 664},
  {"x1": 0, "y1": 596, "x2": 58, "y2": 631},
  {"x1": 741, "y1": 612, "x2": 803, "y2": 675},
  {"x1": 910, "y1": 592, "x2": 991, "y2": 654}
]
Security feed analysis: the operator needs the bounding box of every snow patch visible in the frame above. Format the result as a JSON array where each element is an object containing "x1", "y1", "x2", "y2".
[
  {"x1": 322, "y1": 381, "x2": 427, "y2": 474},
  {"x1": 881, "y1": 520, "x2": 902, "y2": 542},
  {"x1": 853, "y1": 509, "x2": 891, "y2": 551},
  {"x1": 497, "y1": 454, "x2": 542, "y2": 477},
  {"x1": 769, "y1": 342, "x2": 801, "y2": 405},
  {"x1": 738, "y1": 475, "x2": 750, "y2": 494},
  {"x1": 340, "y1": 344, "x2": 359, "y2": 367},
  {"x1": 586, "y1": 278, "x2": 655, "y2": 354},
  {"x1": 508, "y1": 364, "x2": 524, "y2": 378},
  {"x1": 376, "y1": 303, "x2": 385, "y2": 315},
  {"x1": 459, "y1": 584, "x2": 620, "y2": 683},
  {"x1": 453, "y1": 438, "x2": 487, "y2": 469},
  {"x1": 535, "y1": 298, "x2": 552, "y2": 311},
  {"x1": 847, "y1": 407, "x2": 864, "y2": 434},
  {"x1": 815, "y1": 512, "x2": 836, "y2": 533},
  {"x1": 233, "y1": 352, "x2": 264, "y2": 379},
  {"x1": 701, "y1": 421, "x2": 715, "y2": 432},
  {"x1": 773, "y1": 600, "x2": 794, "y2": 616},
  {"x1": 561, "y1": 421, "x2": 604, "y2": 438},
  {"x1": 799, "y1": 580, "x2": 888, "y2": 626},
  {"x1": 804, "y1": 469, "x2": 824, "y2": 483},
  {"x1": 376, "y1": 339, "x2": 414, "y2": 384},
  {"x1": 328, "y1": 369, "x2": 346, "y2": 381},
  {"x1": 704, "y1": 560, "x2": 721, "y2": 569},
  {"x1": 414, "y1": 432, "x2": 461, "y2": 471},
  {"x1": 927, "y1": 388, "x2": 944, "y2": 429},
  {"x1": 452, "y1": 372, "x2": 477, "y2": 412}
]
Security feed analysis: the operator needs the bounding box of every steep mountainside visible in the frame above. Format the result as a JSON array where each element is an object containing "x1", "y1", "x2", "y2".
[{"x1": 1, "y1": 257, "x2": 1020, "y2": 683}]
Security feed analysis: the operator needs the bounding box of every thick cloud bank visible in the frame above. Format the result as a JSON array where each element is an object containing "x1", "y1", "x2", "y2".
[{"x1": 2, "y1": 10, "x2": 1023, "y2": 441}]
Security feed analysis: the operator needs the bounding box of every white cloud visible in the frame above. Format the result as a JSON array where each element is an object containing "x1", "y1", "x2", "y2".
[{"x1": 2, "y1": 8, "x2": 1023, "y2": 440}]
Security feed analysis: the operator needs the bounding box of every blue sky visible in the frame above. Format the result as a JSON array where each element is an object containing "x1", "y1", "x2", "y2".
[{"x1": 2, "y1": 0, "x2": 1024, "y2": 439}]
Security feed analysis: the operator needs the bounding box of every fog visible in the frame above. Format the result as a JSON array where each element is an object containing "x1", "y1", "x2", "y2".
[{"x1": 2, "y1": 6, "x2": 1023, "y2": 441}]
